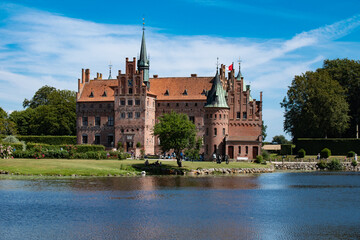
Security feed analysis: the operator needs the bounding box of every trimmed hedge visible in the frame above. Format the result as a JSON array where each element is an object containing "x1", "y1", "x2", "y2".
[
  {"x1": 280, "y1": 144, "x2": 294, "y2": 155},
  {"x1": 320, "y1": 148, "x2": 331, "y2": 159},
  {"x1": 298, "y1": 149, "x2": 306, "y2": 158},
  {"x1": 295, "y1": 138, "x2": 360, "y2": 155},
  {"x1": 0, "y1": 142, "x2": 25, "y2": 151},
  {"x1": 16, "y1": 135, "x2": 76, "y2": 145},
  {"x1": 75, "y1": 145, "x2": 105, "y2": 153}
]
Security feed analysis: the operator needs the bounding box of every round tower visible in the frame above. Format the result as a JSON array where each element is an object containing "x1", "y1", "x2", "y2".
[{"x1": 204, "y1": 71, "x2": 230, "y2": 161}]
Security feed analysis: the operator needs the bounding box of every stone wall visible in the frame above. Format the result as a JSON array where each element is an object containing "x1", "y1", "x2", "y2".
[{"x1": 272, "y1": 162, "x2": 360, "y2": 171}]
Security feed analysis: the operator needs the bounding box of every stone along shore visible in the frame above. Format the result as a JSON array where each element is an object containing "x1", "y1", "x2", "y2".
[{"x1": 272, "y1": 162, "x2": 360, "y2": 171}]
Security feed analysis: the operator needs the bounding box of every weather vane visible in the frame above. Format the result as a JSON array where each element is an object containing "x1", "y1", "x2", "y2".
[
  {"x1": 108, "y1": 61, "x2": 112, "y2": 79},
  {"x1": 142, "y1": 17, "x2": 145, "y2": 31},
  {"x1": 216, "y1": 57, "x2": 219, "y2": 70}
]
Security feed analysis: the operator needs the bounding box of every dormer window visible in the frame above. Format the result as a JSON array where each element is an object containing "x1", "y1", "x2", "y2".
[
  {"x1": 89, "y1": 91, "x2": 94, "y2": 98},
  {"x1": 102, "y1": 91, "x2": 107, "y2": 97},
  {"x1": 201, "y1": 89, "x2": 207, "y2": 95},
  {"x1": 183, "y1": 89, "x2": 188, "y2": 95},
  {"x1": 164, "y1": 89, "x2": 169, "y2": 96}
]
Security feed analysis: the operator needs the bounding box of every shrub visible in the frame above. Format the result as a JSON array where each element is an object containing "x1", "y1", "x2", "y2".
[
  {"x1": 320, "y1": 148, "x2": 331, "y2": 159},
  {"x1": 2, "y1": 135, "x2": 20, "y2": 143},
  {"x1": 75, "y1": 144, "x2": 105, "y2": 153},
  {"x1": 280, "y1": 144, "x2": 294, "y2": 155},
  {"x1": 347, "y1": 151, "x2": 356, "y2": 158},
  {"x1": 351, "y1": 159, "x2": 358, "y2": 167},
  {"x1": 0, "y1": 144, "x2": 13, "y2": 159},
  {"x1": 84, "y1": 151, "x2": 107, "y2": 160},
  {"x1": 327, "y1": 159, "x2": 342, "y2": 171},
  {"x1": 118, "y1": 152, "x2": 131, "y2": 160},
  {"x1": 136, "y1": 142, "x2": 141, "y2": 148},
  {"x1": 316, "y1": 160, "x2": 327, "y2": 170},
  {"x1": 13, "y1": 150, "x2": 34, "y2": 158},
  {"x1": 261, "y1": 150, "x2": 270, "y2": 161},
  {"x1": 298, "y1": 149, "x2": 306, "y2": 158},
  {"x1": 117, "y1": 142, "x2": 123, "y2": 151},
  {"x1": 16, "y1": 135, "x2": 76, "y2": 145},
  {"x1": 254, "y1": 155, "x2": 264, "y2": 164}
]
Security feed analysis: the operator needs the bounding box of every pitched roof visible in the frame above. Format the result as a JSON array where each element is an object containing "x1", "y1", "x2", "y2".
[
  {"x1": 77, "y1": 79, "x2": 117, "y2": 102},
  {"x1": 149, "y1": 77, "x2": 213, "y2": 101},
  {"x1": 77, "y1": 76, "x2": 214, "y2": 102}
]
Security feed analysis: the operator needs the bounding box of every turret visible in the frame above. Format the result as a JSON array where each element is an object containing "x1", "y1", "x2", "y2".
[
  {"x1": 204, "y1": 71, "x2": 230, "y2": 161},
  {"x1": 137, "y1": 27, "x2": 150, "y2": 87}
]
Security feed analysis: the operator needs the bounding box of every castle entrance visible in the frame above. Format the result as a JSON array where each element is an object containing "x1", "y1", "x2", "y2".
[
  {"x1": 125, "y1": 135, "x2": 134, "y2": 152},
  {"x1": 253, "y1": 146, "x2": 259, "y2": 158},
  {"x1": 228, "y1": 146, "x2": 234, "y2": 159}
]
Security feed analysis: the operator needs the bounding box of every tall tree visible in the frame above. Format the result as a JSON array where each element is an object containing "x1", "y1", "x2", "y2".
[
  {"x1": 0, "y1": 107, "x2": 17, "y2": 135},
  {"x1": 281, "y1": 70, "x2": 349, "y2": 139},
  {"x1": 323, "y1": 59, "x2": 360, "y2": 137},
  {"x1": 153, "y1": 111, "x2": 197, "y2": 167},
  {"x1": 11, "y1": 86, "x2": 76, "y2": 135},
  {"x1": 272, "y1": 135, "x2": 289, "y2": 144},
  {"x1": 23, "y1": 85, "x2": 56, "y2": 109}
]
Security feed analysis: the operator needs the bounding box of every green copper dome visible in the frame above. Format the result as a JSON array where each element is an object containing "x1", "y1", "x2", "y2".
[{"x1": 205, "y1": 71, "x2": 229, "y2": 108}]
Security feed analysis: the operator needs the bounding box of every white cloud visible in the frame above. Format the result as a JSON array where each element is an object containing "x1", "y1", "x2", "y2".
[{"x1": 1, "y1": 4, "x2": 360, "y2": 139}]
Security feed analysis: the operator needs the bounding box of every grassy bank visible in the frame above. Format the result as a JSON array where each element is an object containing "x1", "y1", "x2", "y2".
[{"x1": 0, "y1": 159, "x2": 268, "y2": 176}]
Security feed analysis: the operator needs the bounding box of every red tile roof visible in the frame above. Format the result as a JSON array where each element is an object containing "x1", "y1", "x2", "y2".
[
  {"x1": 149, "y1": 77, "x2": 212, "y2": 101},
  {"x1": 77, "y1": 77, "x2": 213, "y2": 102}
]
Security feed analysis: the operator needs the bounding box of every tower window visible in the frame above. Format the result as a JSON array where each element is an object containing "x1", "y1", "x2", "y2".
[
  {"x1": 82, "y1": 135, "x2": 88, "y2": 144},
  {"x1": 82, "y1": 117, "x2": 88, "y2": 126},
  {"x1": 206, "y1": 128, "x2": 209, "y2": 136},
  {"x1": 189, "y1": 116, "x2": 195, "y2": 123},
  {"x1": 214, "y1": 128, "x2": 217, "y2": 136},
  {"x1": 95, "y1": 116, "x2": 100, "y2": 126},
  {"x1": 238, "y1": 146, "x2": 241, "y2": 154},
  {"x1": 223, "y1": 128, "x2": 225, "y2": 136},
  {"x1": 108, "y1": 116, "x2": 114, "y2": 126},
  {"x1": 246, "y1": 146, "x2": 248, "y2": 154},
  {"x1": 95, "y1": 135, "x2": 100, "y2": 144},
  {"x1": 129, "y1": 88, "x2": 133, "y2": 94},
  {"x1": 237, "y1": 112, "x2": 240, "y2": 119},
  {"x1": 243, "y1": 112, "x2": 247, "y2": 119}
]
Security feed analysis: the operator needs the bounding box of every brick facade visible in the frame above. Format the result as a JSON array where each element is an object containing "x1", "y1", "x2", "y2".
[{"x1": 76, "y1": 30, "x2": 263, "y2": 160}]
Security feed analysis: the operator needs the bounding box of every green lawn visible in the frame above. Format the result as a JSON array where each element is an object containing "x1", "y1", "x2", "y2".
[{"x1": 0, "y1": 158, "x2": 268, "y2": 176}]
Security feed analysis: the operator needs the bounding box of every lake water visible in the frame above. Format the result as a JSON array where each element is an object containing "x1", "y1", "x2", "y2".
[{"x1": 1, "y1": 172, "x2": 360, "y2": 240}]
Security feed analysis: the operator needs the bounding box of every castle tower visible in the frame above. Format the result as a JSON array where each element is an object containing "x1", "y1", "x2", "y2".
[
  {"x1": 137, "y1": 25, "x2": 150, "y2": 87},
  {"x1": 204, "y1": 71, "x2": 230, "y2": 161}
]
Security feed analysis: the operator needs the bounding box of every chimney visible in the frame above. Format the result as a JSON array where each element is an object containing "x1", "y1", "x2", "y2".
[
  {"x1": 153, "y1": 75, "x2": 158, "y2": 78},
  {"x1": 100, "y1": 73, "x2": 102, "y2": 79},
  {"x1": 85, "y1": 69, "x2": 90, "y2": 82},
  {"x1": 260, "y1": 91, "x2": 263, "y2": 102},
  {"x1": 191, "y1": 74, "x2": 197, "y2": 77},
  {"x1": 96, "y1": 72, "x2": 99, "y2": 79},
  {"x1": 78, "y1": 78, "x2": 80, "y2": 92},
  {"x1": 81, "y1": 69, "x2": 85, "y2": 83}
]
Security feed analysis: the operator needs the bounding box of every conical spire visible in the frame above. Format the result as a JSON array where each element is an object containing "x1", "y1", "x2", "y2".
[
  {"x1": 236, "y1": 61, "x2": 243, "y2": 80},
  {"x1": 205, "y1": 71, "x2": 229, "y2": 108},
  {"x1": 139, "y1": 29, "x2": 149, "y2": 67},
  {"x1": 137, "y1": 20, "x2": 150, "y2": 85}
]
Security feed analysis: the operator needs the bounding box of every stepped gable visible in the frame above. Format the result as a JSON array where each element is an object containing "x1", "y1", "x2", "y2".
[
  {"x1": 78, "y1": 79, "x2": 118, "y2": 102},
  {"x1": 149, "y1": 76, "x2": 213, "y2": 101}
]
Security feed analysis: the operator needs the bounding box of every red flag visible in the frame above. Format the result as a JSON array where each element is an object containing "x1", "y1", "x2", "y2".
[{"x1": 228, "y1": 64, "x2": 233, "y2": 71}]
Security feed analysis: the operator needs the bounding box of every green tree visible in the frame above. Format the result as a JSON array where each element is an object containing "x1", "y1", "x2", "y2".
[
  {"x1": 281, "y1": 70, "x2": 350, "y2": 139},
  {"x1": 262, "y1": 121, "x2": 267, "y2": 141},
  {"x1": 23, "y1": 85, "x2": 56, "y2": 108},
  {"x1": 153, "y1": 111, "x2": 197, "y2": 167},
  {"x1": 11, "y1": 86, "x2": 76, "y2": 135},
  {"x1": 323, "y1": 59, "x2": 360, "y2": 138},
  {"x1": 0, "y1": 107, "x2": 17, "y2": 135},
  {"x1": 272, "y1": 135, "x2": 289, "y2": 144}
]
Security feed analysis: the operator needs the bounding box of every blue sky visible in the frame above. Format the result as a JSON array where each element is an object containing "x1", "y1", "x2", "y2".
[{"x1": 1, "y1": 0, "x2": 360, "y2": 140}]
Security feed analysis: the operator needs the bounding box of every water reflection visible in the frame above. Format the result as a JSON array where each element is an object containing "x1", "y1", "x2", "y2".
[{"x1": 1, "y1": 173, "x2": 360, "y2": 240}]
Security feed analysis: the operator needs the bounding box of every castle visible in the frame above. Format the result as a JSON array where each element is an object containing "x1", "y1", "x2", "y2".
[{"x1": 76, "y1": 29, "x2": 263, "y2": 160}]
